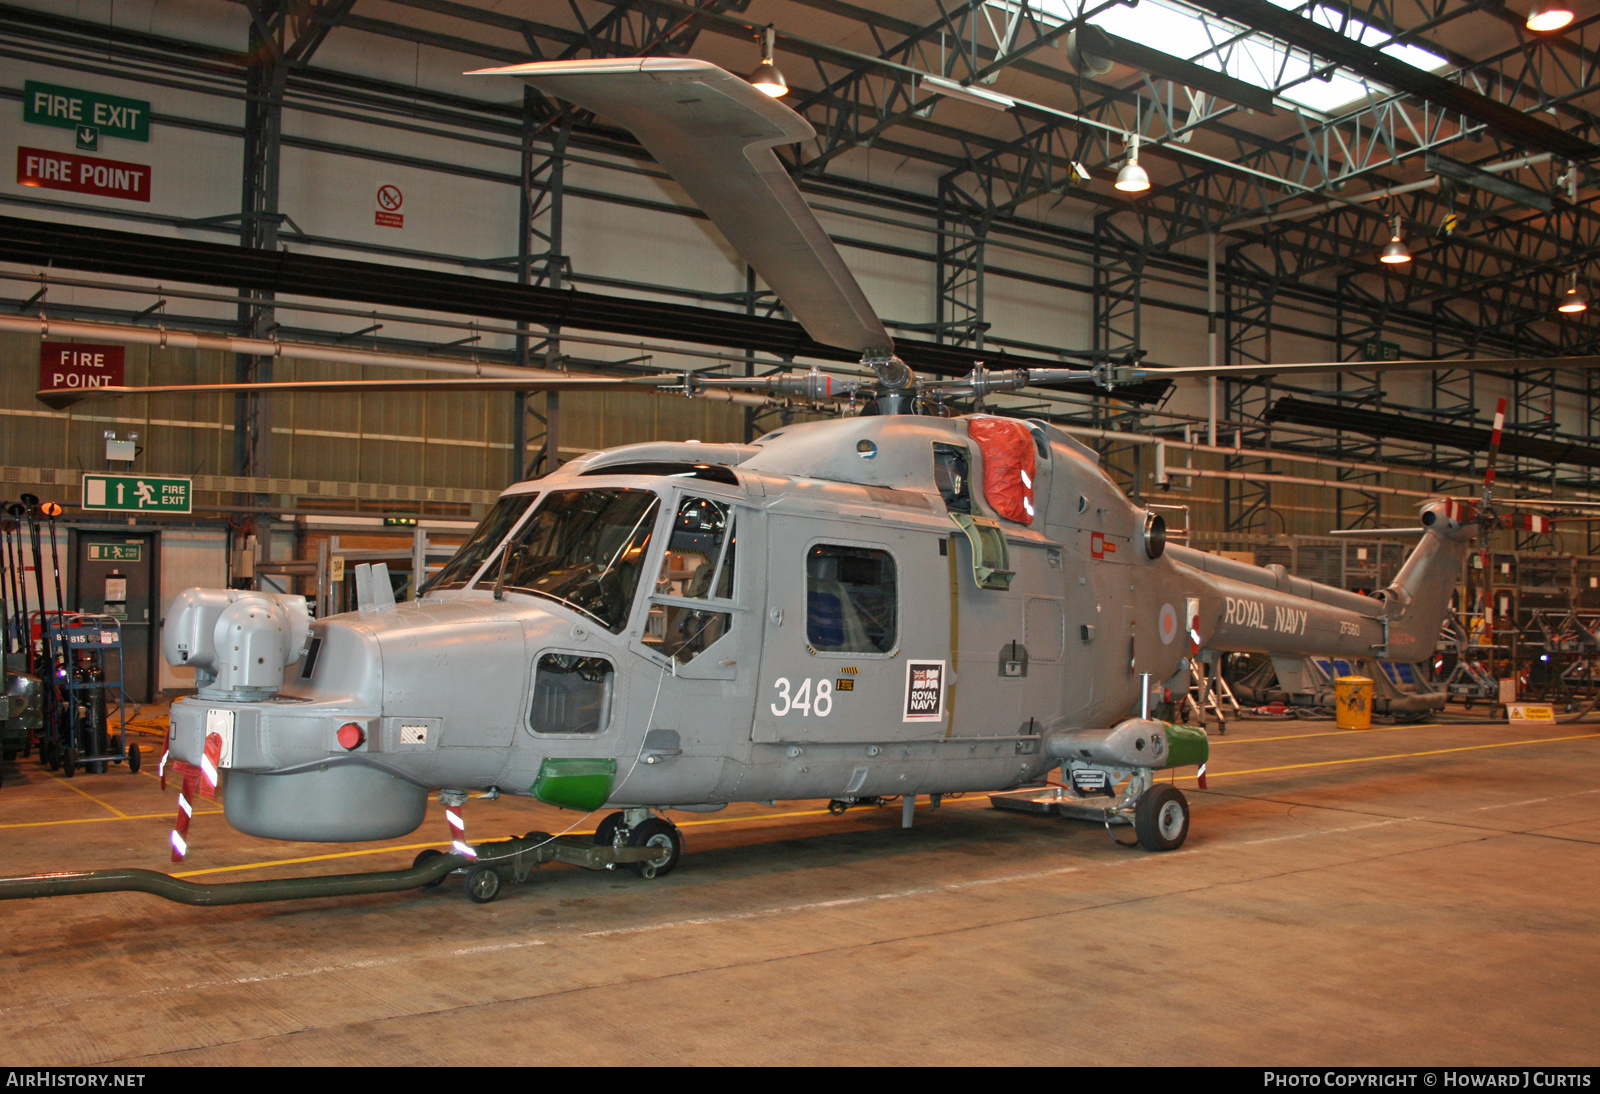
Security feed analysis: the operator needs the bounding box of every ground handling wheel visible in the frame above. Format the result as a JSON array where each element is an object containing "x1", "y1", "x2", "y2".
[
  {"x1": 626, "y1": 817, "x2": 682, "y2": 879},
  {"x1": 126, "y1": 744, "x2": 141, "y2": 775},
  {"x1": 463, "y1": 864, "x2": 502, "y2": 904},
  {"x1": 62, "y1": 748, "x2": 77, "y2": 779},
  {"x1": 1134, "y1": 784, "x2": 1189, "y2": 852}
]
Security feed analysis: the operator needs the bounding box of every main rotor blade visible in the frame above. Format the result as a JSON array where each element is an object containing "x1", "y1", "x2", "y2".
[
  {"x1": 477, "y1": 58, "x2": 893, "y2": 359},
  {"x1": 36, "y1": 373, "x2": 837, "y2": 409},
  {"x1": 35, "y1": 377, "x2": 678, "y2": 409},
  {"x1": 1134, "y1": 355, "x2": 1600, "y2": 380}
]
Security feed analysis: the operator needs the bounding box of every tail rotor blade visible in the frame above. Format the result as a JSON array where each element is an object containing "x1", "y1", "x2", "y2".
[{"x1": 1482, "y1": 396, "x2": 1507, "y2": 508}]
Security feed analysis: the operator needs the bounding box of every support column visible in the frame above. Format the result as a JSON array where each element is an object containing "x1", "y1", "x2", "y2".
[
  {"x1": 235, "y1": 8, "x2": 285, "y2": 502},
  {"x1": 513, "y1": 92, "x2": 570, "y2": 482},
  {"x1": 935, "y1": 176, "x2": 989, "y2": 351},
  {"x1": 1221, "y1": 240, "x2": 1278, "y2": 538}
]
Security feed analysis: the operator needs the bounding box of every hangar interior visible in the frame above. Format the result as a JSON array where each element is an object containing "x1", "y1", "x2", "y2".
[{"x1": 1, "y1": 0, "x2": 1599, "y2": 1068}]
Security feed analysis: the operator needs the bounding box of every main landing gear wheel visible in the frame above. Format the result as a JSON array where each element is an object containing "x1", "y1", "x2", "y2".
[
  {"x1": 1134, "y1": 784, "x2": 1189, "y2": 852},
  {"x1": 463, "y1": 864, "x2": 502, "y2": 904},
  {"x1": 627, "y1": 817, "x2": 682, "y2": 879},
  {"x1": 413, "y1": 848, "x2": 448, "y2": 889}
]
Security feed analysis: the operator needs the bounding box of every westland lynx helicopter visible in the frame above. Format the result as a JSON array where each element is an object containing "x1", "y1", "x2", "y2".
[{"x1": 9, "y1": 59, "x2": 1591, "y2": 907}]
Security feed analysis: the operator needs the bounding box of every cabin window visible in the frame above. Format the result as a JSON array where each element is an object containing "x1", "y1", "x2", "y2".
[
  {"x1": 806, "y1": 545, "x2": 896, "y2": 654},
  {"x1": 932, "y1": 444, "x2": 971, "y2": 512},
  {"x1": 645, "y1": 496, "x2": 736, "y2": 664},
  {"x1": 423, "y1": 493, "x2": 536, "y2": 592},
  {"x1": 528, "y1": 653, "x2": 614, "y2": 735}
]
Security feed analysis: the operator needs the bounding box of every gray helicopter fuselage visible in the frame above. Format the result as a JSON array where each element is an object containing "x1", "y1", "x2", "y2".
[{"x1": 165, "y1": 412, "x2": 1469, "y2": 842}]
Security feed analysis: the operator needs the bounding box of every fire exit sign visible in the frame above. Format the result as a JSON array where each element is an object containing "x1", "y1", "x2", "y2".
[
  {"x1": 82, "y1": 474, "x2": 191, "y2": 514},
  {"x1": 24, "y1": 80, "x2": 150, "y2": 142},
  {"x1": 87, "y1": 543, "x2": 143, "y2": 562}
]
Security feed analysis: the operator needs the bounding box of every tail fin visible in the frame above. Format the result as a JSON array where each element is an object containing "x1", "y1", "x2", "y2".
[{"x1": 1381, "y1": 500, "x2": 1475, "y2": 662}]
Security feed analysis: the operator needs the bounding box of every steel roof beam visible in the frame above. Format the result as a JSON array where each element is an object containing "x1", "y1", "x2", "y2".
[{"x1": 1186, "y1": 0, "x2": 1599, "y2": 160}]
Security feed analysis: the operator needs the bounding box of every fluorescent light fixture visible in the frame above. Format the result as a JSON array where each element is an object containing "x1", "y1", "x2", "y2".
[{"x1": 921, "y1": 74, "x2": 1016, "y2": 110}]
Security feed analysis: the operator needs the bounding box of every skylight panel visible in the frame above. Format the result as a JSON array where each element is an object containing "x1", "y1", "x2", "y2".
[{"x1": 1009, "y1": 0, "x2": 1447, "y2": 114}]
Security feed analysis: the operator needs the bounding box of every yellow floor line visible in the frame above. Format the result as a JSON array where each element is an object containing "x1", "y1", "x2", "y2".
[
  {"x1": 1178, "y1": 731, "x2": 1600, "y2": 782},
  {"x1": 1211, "y1": 722, "x2": 1447, "y2": 744},
  {"x1": 174, "y1": 843, "x2": 445, "y2": 877},
  {"x1": 0, "y1": 809, "x2": 224, "y2": 831},
  {"x1": 41, "y1": 770, "x2": 129, "y2": 818}
]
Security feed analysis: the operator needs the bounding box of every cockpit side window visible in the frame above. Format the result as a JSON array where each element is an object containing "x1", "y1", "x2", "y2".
[
  {"x1": 423, "y1": 493, "x2": 536, "y2": 593},
  {"x1": 528, "y1": 653, "x2": 614, "y2": 735},
  {"x1": 482, "y1": 489, "x2": 660, "y2": 633}
]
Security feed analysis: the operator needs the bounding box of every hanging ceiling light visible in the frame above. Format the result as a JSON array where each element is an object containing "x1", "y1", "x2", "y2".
[
  {"x1": 1379, "y1": 215, "x2": 1412, "y2": 264},
  {"x1": 748, "y1": 26, "x2": 788, "y2": 98},
  {"x1": 1115, "y1": 134, "x2": 1150, "y2": 193},
  {"x1": 1558, "y1": 271, "x2": 1590, "y2": 313},
  {"x1": 1526, "y1": 1, "x2": 1575, "y2": 32}
]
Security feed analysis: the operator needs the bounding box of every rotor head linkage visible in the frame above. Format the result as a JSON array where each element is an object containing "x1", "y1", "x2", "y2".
[{"x1": 862, "y1": 349, "x2": 912, "y2": 393}]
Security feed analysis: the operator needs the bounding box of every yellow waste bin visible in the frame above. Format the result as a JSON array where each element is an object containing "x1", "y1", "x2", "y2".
[{"x1": 1334, "y1": 675, "x2": 1374, "y2": 730}]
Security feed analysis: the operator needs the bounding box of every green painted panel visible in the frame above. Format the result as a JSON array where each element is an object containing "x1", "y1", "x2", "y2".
[
  {"x1": 1162, "y1": 723, "x2": 1209, "y2": 769},
  {"x1": 532, "y1": 757, "x2": 617, "y2": 812}
]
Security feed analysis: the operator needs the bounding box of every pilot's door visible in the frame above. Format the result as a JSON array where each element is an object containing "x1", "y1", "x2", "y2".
[
  {"x1": 753, "y1": 514, "x2": 950, "y2": 744},
  {"x1": 632, "y1": 491, "x2": 760, "y2": 734}
]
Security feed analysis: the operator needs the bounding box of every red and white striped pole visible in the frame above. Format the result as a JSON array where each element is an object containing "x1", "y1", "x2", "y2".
[
  {"x1": 440, "y1": 789, "x2": 475, "y2": 860},
  {"x1": 166, "y1": 732, "x2": 222, "y2": 861},
  {"x1": 170, "y1": 764, "x2": 200, "y2": 862}
]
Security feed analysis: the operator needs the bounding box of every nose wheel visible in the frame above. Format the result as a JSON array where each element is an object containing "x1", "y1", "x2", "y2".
[{"x1": 1134, "y1": 784, "x2": 1189, "y2": 852}]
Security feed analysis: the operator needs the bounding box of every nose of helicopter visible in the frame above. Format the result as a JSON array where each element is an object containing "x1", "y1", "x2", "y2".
[{"x1": 161, "y1": 589, "x2": 627, "y2": 842}]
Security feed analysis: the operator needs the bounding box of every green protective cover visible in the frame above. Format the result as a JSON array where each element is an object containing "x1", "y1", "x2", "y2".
[
  {"x1": 1162, "y1": 723, "x2": 1210, "y2": 769},
  {"x1": 532, "y1": 757, "x2": 618, "y2": 811}
]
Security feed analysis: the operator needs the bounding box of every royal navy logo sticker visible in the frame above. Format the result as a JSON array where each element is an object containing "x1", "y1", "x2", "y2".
[{"x1": 903, "y1": 660, "x2": 946, "y2": 722}]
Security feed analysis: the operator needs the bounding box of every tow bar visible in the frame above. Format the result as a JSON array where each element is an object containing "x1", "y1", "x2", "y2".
[{"x1": 0, "y1": 832, "x2": 670, "y2": 907}]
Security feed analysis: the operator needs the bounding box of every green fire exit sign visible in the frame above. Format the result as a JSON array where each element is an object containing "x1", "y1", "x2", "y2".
[{"x1": 82, "y1": 474, "x2": 191, "y2": 514}]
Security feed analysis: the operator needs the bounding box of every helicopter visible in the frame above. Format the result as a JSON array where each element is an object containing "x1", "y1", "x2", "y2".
[{"x1": 41, "y1": 58, "x2": 1574, "y2": 903}]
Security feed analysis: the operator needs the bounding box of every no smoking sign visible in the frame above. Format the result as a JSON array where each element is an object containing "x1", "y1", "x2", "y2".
[{"x1": 375, "y1": 183, "x2": 404, "y2": 228}]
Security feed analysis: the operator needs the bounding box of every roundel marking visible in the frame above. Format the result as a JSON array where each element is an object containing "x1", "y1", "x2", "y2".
[{"x1": 1159, "y1": 602, "x2": 1179, "y2": 645}]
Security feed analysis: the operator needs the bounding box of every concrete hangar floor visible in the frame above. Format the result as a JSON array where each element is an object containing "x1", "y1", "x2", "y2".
[{"x1": 0, "y1": 706, "x2": 1596, "y2": 1067}]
